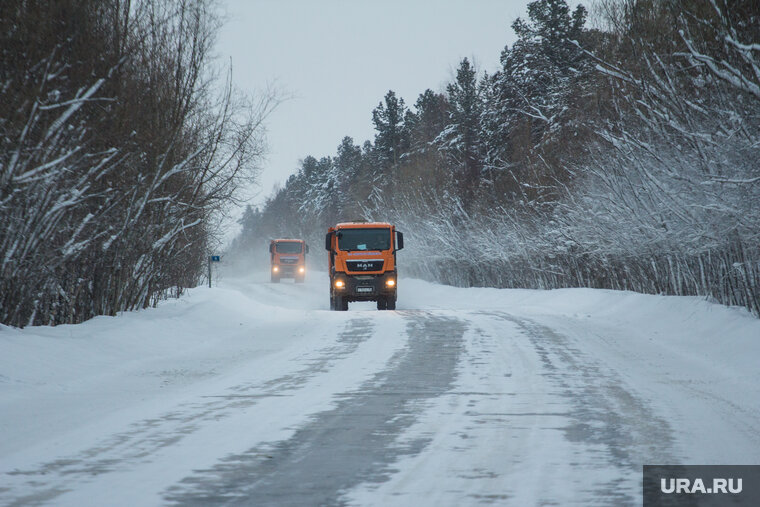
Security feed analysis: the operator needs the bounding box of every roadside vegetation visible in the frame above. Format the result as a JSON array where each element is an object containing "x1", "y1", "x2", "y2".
[{"x1": 1, "y1": 0, "x2": 275, "y2": 326}]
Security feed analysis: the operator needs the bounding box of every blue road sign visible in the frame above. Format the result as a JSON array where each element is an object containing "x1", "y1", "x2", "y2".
[{"x1": 210, "y1": 255, "x2": 220, "y2": 262}]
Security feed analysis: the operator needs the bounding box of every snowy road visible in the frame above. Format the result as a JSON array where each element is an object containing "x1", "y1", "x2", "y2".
[{"x1": 1, "y1": 271, "x2": 759, "y2": 505}]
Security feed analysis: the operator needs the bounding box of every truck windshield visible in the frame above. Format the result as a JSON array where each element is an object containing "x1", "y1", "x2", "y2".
[
  {"x1": 275, "y1": 242, "x2": 302, "y2": 254},
  {"x1": 337, "y1": 228, "x2": 391, "y2": 251}
]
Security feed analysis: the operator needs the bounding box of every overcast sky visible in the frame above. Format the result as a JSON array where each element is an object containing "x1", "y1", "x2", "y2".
[{"x1": 215, "y1": 0, "x2": 533, "y2": 213}]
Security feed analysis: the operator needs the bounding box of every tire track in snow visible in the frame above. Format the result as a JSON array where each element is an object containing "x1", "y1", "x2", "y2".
[
  {"x1": 1, "y1": 317, "x2": 375, "y2": 507},
  {"x1": 162, "y1": 312, "x2": 468, "y2": 506},
  {"x1": 483, "y1": 312, "x2": 678, "y2": 505}
]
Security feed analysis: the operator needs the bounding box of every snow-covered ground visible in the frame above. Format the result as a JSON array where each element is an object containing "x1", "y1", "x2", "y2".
[{"x1": 1, "y1": 269, "x2": 758, "y2": 506}]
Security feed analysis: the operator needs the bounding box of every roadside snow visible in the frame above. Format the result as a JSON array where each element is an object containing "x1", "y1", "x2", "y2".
[{"x1": 1, "y1": 270, "x2": 758, "y2": 505}]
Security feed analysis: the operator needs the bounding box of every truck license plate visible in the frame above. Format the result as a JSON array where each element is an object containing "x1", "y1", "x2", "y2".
[{"x1": 356, "y1": 287, "x2": 373, "y2": 293}]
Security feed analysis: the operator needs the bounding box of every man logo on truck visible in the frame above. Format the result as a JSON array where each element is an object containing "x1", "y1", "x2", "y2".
[
  {"x1": 270, "y1": 239, "x2": 309, "y2": 283},
  {"x1": 325, "y1": 222, "x2": 404, "y2": 311}
]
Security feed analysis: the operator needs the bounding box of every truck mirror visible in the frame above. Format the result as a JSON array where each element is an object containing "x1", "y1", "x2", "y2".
[
  {"x1": 325, "y1": 232, "x2": 332, "y2": 251},
  {"x1": 305, "y1": 244, "x2": 310, "y2": 254},
  {"x1": 269, "y1": 243, "x2": 274, "y2": 253},
  {"x1": 396, "y1": 232, "x2": 404, "y2": 251}
]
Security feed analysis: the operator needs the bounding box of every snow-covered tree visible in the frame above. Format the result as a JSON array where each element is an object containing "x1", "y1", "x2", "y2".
[
  {"x1": 372, "y1": 90, "x2": 410, "y2": 169},
  {"x1": 0, "y1": 0, "x2": 273, "y2": 326},
  {"x1": 435, "y1": 58, "x2": 484, "y2": 208},
  {"x1": 482, "y1": 0, "x2": 590, "y2": 189}
]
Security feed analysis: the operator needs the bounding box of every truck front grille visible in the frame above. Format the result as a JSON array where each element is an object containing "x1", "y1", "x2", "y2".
[{"x1": 346, "y1": 260, "x2": 384, "y2": 271}]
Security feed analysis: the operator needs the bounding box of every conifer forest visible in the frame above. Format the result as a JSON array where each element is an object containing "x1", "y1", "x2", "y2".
[{"x1": 231, "y1": 0, "x2": 760, "y2": 317}]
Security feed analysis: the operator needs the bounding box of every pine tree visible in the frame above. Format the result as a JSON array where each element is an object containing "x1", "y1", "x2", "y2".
[
  {"x1": 334, "y1": 136, "x2": 366, "y2": 218},
  {"x1": 436, "y1": 58, "x2": 483, "y2": 208},
  {"x1": 235, "y1": 205, "x2": 262, "y2": 252},
  {"x1": 480, "y1": 0, "x2": 590, "y2": 200},
  {"x1": 406, "y1": 89, "x2": 449, "y2": 156},
  {"x1": 371, "y1": 90, "x2": 410, "y2": 168},
  {"x1": 500, "y1": 0, "x2": 588, "y2": 135}
]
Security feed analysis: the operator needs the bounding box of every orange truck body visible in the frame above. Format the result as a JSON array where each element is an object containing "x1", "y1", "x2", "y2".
[
  {"x1": 324, "y1": 221, "x2": 404, "y2": 311},
  {"x1": 269, "y1": 239, "x2": 309, "y2": 283}
]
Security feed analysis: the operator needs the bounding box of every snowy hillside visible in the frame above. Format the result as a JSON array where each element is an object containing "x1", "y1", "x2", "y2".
[{"x1": 1, "y1": 271, "x2": 758, "y2": 505}]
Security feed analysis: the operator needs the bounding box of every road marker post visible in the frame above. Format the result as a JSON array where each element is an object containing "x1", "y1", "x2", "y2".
[{"x1": 208, "y1": 255, "x2": 220, "y2": 287}]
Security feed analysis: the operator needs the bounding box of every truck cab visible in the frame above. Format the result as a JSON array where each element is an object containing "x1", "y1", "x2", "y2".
[
  {"x1": 269, "y1": 239, "x2": 309, "y2": 283},
  {"x1": 325, "y1": 222, "x2": 403, "y2": 311}
]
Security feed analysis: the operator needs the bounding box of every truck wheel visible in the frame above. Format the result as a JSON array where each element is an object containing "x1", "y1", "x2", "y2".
[
  {"x1": 339, "y1": 296, "x2": 348, "y2": 311},
  {"x1": 386, "y1": 297, "x2": 396, "y2": 310},
  {"x1": 376, "y1": 297, "x2": 387, "y2": 310},
  {"x1": 271, "y1": 273, "x2": 280, "y2": 283},
  {"x1": 329, "y1": 296, "x2": 335, "y2": 310}
]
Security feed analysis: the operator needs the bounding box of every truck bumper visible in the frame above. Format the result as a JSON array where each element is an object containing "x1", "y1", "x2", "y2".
[
  {"x1": 273, "y1": 264, "x2": 304, "y2": 278},
  {"x1": 333, "y1": 273, "x2": 397, "y2": 302}
]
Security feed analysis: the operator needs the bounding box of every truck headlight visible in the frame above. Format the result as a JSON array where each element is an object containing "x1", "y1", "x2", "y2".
[
  {"x1": 273, "y1": 266, "x2": 279, "y2": 272},
  {"x1": 334, "y1": 279, "x2": 345, "y2": 289},
  {"x1": 385, "y1": 278, "x2": 395, "y2": 287},
  {"x1": 299, "y1": 266, "x2": 305, "y2": 273}
]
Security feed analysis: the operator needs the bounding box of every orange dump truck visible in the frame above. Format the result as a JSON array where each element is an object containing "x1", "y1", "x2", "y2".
[
  {"x1": 269, "y1": 239, "x2": 309, "y2": 283},
  {"x1": 324, "y1": 221, "x2": 404, "y2": 311}
]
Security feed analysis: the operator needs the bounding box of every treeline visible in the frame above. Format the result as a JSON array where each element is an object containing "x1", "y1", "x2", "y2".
[
  {"x1": 230, "y1": 0, "x2": 760, "y2": 316},
  {"x1": 1, "y1": 0, "x2": 273, "y2": 327}
]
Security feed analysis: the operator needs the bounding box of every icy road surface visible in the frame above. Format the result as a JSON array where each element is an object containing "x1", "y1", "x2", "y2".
[{"x1": 1, "y1": 270, "x2": 759, "y2": 506}]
